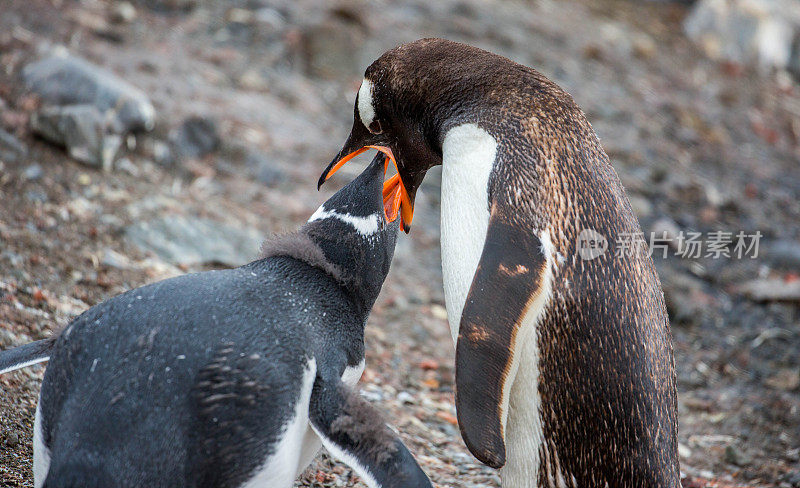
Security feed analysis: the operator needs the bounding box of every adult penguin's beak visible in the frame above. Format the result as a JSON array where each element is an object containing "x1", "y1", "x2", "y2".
[{"x1": 320, "y1": 140, "x2": 414, "y2": 233}]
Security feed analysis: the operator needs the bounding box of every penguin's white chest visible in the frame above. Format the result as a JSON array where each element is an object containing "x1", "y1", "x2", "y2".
[
  {"x1": 239, "y1": 358, "x2": 364, "y2": 488},
  {"x1": 440, "y1": 123, "x2": 497, "y2": 343},
  {"x1": 240, "y1": 358, "x2": 319, "y2": 488},
  {"x1": 440, "y1": 124, "x2": 554, "y2": 487}
]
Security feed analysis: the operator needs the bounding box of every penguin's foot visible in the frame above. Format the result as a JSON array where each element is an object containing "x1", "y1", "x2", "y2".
[{"x1": 308, "y1": 378, "x2": 433, "y2": 488}]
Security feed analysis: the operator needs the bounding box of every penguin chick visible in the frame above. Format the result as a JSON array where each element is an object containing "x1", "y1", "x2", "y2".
[{"x1": 0, "y1": 154, "x2": 432, "y2": 488}]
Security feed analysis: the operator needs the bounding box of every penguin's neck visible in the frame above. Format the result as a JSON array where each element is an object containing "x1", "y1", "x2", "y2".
[{"x1": 439, "y1": 123, "x2": 497, "y2": 343}]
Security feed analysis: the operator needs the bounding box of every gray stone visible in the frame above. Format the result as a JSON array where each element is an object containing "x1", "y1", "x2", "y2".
[
  {"x1": 110, "y1": 2, "x2": 137, "y2": 24},
  {"x1": 171, "y1": 116, "x2": 220, "y2": 159},
  {"x1": 23, "y1": 164, "x2": 43, "y2": 181},
  {"x1": 31, "y1": 104, "x2": 121, "y2": 169},
  {"x1": 783, "y1": 469, "x2": 800, "y2": 487},
  {"x1": 649, "y1": 217, "x2": 683, "y2": 251},
  {"x1": 723, "y1": 444, "x2": 750, "y2": 466},
  {"x1": 101, "y1": 248, "x2": 135, "y2": 270},
  {"x1": 739, "y1": 278, "x2": 800, "y2": 302},
  {"x1": 629, "y1": 195, "x2": 653, "y2": 218},
  {"x1": 5, "y1": 432, "x2": 19, "y2": 448},
  {"x1": 126, "y1": 215, "x2": 261, "y2": 266},
  {"x1": 0, "y1": 128, "x2": 27, "y2": 163},
  {"x1": 684, "y1": 0, "x2": 800, "y2": 74},
  {"x1": 23, "y1": 50, "x2": 155, "y2": 133},
  {"x1": 254, "y1": 7, "x2": 285, "y2": 29},
  {"x1": 25, "y1": 190, "x2": 48, "y2": 203}
]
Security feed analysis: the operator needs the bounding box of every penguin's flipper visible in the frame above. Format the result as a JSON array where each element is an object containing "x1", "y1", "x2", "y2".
[
  {"x1": 455, "y1": 207, "x2": 550, "y2": 469},
  {"x1": 0, "y1": 338, "x2": 55, "y2": 375},
  {"x1": 308, "y1": 378, "x2": 433, "y2": 488}
]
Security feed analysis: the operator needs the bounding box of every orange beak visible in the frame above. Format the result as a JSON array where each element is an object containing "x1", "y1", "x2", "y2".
[{"x1": 323, "y1": 145, "x2": 414, "y2": 232}]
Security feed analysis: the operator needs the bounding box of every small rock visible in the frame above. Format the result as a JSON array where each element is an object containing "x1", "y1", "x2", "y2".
[
  {"x1": 253, "y1": 7, "x2": 285, "y2": 29},
  {"x1": 115, "y1": 157, "x2": 139, "y2": 176},
  {"x1": 783, "y1": 469, "x2": 800, "y2": 487},
  {"x1": 397, "y1": 391, "x2": 415, "y2": 404},
  {"x1": 152, "y1": 140, "x2": 173, "y2": 166},
  {"x1": 436, "y1": 411, "x2": 458, "y2": 425},
  {"x1": 143, "y1": 0, "x2": 198, "y2": 12},
  {"x1": 0, "y1": 128, "x2": 28, "y2": 163},
  {"x1": 723, "y1": 444, "x2": 750, "y2": 467},
  {"x1": 5, "y1": 432, "x2": 19, "y2": 448},
  {"x1": 632, "y1": 33, "x2": 657, "y2": 59},
  {"x1": 430, "y1": 304, "x2": 448, "y2": 321},
  {"x1": 23, "y1": 164, "x2": 43, "y2": 181},
  {"x1": 110, "y1": 1, "x2": 137, "y2": 24},
  {"x1": 649, "y1": 217, "x2": 683, "y2": 252},
  {"x1": 739, "y1": 278, "x2": 800, "y2": 302},
  {"x1": 126, "y1": 215, "x2": 261, "y2": 266},
  {"x1": 101, "y1": 248, "x2": 134, "y2": 270},
  {"x1": 765, "y1": 368, "x2": 800, "y2": 391},
  {"x1": 23, "y1": 50, "x2": 155, "y2": 132},
  {"x1": 628, "y1": 195, "x2": 653, "y2": 218},
  {"x1": 239, "y1": 69, "x2": 268, "y2": 91},
  {"x1": 31, "y1": 104, "x2": 121, "y2": 169},
  {"x1": 226, "y1": 7, "x2": 254, "y2": 24},
  {"x1": 25, "y1": 190, "x2": 48, "y2": 203},
  {"x1": 171, "y1": 116, "x2": 220, "y2": 159},
  {"x1": 419, "y1": 359, "x2": 440, "y2": 370},
  {"x1": 684, "y1": 0, "x2": 800, "y2": 75}
]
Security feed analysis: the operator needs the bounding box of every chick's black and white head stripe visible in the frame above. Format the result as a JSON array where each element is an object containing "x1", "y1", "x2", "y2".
[{"x1": 308, "y1": 152, "x2": 389, "y2": 237}]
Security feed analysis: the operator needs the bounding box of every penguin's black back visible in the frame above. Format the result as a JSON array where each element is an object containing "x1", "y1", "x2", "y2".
[{"x1": 40, "y1": 256, "x2": 361, "y2": 487}]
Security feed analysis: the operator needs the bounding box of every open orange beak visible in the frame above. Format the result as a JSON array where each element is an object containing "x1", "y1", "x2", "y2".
[{"x1": 322, "y1": 145, "x2": 414, "y2": 233}]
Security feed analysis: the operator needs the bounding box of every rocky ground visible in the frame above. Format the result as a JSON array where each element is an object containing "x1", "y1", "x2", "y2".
[{"x1": 0, "y1": 0, "x2": 799, "y2": 486}]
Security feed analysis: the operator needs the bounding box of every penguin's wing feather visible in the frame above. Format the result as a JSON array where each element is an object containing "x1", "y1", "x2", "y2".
[
  {"x1": 0, "y1": 338, "x2": 55, "y2": 375},
  {"x1": 455, "y1": 207, "x2": 549, "y2": 469},
  {"x1": 308, "y1": 377, "x2": 433, "y2": 488}
]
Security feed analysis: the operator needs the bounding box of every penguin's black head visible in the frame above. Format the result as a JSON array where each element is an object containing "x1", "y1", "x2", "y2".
[
  {"x1": 305, "y1": 153, "x2": 399, "y2": 312},
  {"x1": 319, "y1": 38, "x2": 485, "y2": 233}
]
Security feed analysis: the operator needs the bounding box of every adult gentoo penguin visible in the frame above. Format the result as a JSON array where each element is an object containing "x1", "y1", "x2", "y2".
[
  {"x1": 0, "y1": 154, "x2": 432, "y2": 488},
  {"x1": 319, "y1": 38, "x2": 679, "y2": 487}
]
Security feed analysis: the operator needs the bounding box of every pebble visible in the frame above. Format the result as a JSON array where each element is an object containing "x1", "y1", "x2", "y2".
[
  {"x1": 30, "y1": 104, "x2": 122, "y2": 169},
  {"x1": 23, "y1": 164, "x2": 43, "y2": 181},
  {"x1": 397, "y1": 391, "x2": 415, "y2": 404},
  {"x1": 723, "y1": 444, "x2": 750, "y2": 467},
  {"x1": 110, "y1": 2, "x2": 137, "y2": 24},
  {"x1": 23, "y1": 50, "x2": 155, "y2": 132},
  {"x1": 5, "y1": 432, "x2": 19, "y2": 448},
  {"x1": 629, "y1": 195, "x2": 653, "y2": 218},
  {"x1": 684, "y1": 0, "x2": 800, "y2": 76},
  {"x1": 739, "y1": 279, "x2": 800, "y2": 302},
  {"x1": 765, "y1": 369, "x2": 800, "y2": 391},
  {"x1": 171, "y1": 116, "x2": 220, "y2": 159}
]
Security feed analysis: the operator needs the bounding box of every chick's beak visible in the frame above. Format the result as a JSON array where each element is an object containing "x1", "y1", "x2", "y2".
[{"x1": 319, "y1": 144, "x2": 414, "y2": 233}]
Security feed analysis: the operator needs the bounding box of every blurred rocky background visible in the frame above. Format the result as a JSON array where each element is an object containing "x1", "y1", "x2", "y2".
[{"x1": 0, "y1": 0, "x2": 799, "y2": 486}]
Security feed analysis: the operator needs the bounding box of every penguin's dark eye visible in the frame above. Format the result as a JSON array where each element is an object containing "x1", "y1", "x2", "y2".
[{"x1": 368, "y1": 119, "x2": 383, "y2": 134}]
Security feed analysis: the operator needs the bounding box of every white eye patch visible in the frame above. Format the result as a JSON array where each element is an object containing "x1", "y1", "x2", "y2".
[{"x1": 357, "y1": 79, "x2": 376, "y2": 129}]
